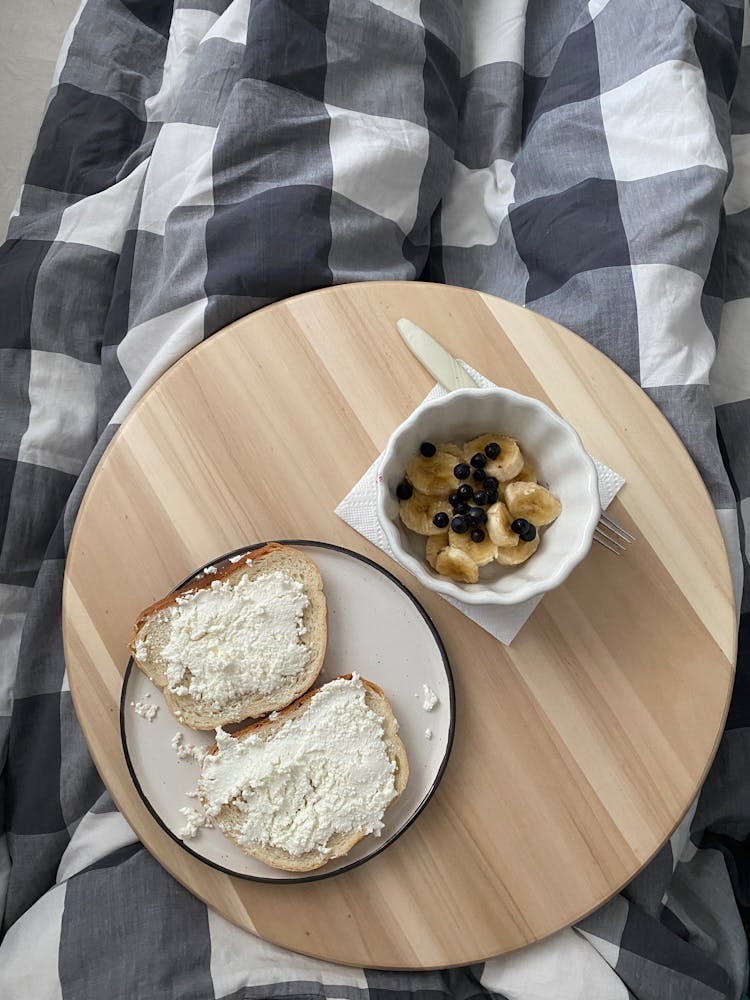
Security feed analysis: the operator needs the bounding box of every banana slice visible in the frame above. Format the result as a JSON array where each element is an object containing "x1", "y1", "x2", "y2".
[
  {"x1": 494, "y1": 534, "x2": 540, "y2": 565},
  {"x1": 463, "y1": 434, "x2": 524, "y2": 482},
  {"x1": 486, "y1": 501, "x2": 520, "y2": 548},
  {"x1": 513, "y1": 460, "x2": 537, "y2": 484},
  {"x1": 448, "y1": 528, "x2": 497, "y2": 566},
  {"x1": 405, "y1": 451, "x2": 458, "y2": 497},
  {"x1": 400, "y1": 492, "x2": 451, "y2": 535},
  {"x1": 435, "y1": 546, "x2": 479, "y2": 583},
  {"x1": 504, "y1": 482, "x2": 562, "y2": 526},
  {"x1": 437, "y1": 442, "x2": 463, "y2": 459},
  {"x1": 426, "y1": 532, "x2": 449, "y2": 569}
]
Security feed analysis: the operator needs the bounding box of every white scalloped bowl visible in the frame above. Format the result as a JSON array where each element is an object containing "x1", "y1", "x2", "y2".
[{"x1": 376, "y1": 388, "x2": 600, "y2": 606}]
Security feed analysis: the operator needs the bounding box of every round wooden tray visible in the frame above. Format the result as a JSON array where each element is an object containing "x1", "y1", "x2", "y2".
[{"x1": 62, "y1": 281, "x2": 736, "y2": 970}]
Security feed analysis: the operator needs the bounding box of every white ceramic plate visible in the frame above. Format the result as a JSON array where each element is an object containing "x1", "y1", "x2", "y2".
[{"x1": 121, "y1": 540, "x2": 454, "y2": 883}]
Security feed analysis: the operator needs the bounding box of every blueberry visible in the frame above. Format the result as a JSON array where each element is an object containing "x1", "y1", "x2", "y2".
[
  {"x1": 467, "y1": 506, "x2": 485, "y2": 524},
  {"x1": 396, "y1": 480, "x2": 413, "y2": 500},
  {"x1": 457, "y1": 483, "x2": 474, "y2": 500},
  {"x1": 470, "y1": 452, "x2": 487, "y2": 469},
  {"x1": 450, "y1": 515, "x2": 469, "y2": 534},
  {"x1": 433, "y1": 511, "x2": 449, "y2": 529},
  {"x1": 511, "y1": 518, "x2": 530, "y2": 535},
  {"x1": 484, "y1": 476, "x2": 499, "y2": 491},
  {"x1": 520, "y1": 523, "x2": 537, "y2": 543},
  {"x1": 484, "y1": 442, "x2": 501, "y2": 459},
  {"x1": 449, "y1": 491, "x2": 461, "y2": 507},
  {"x1": 420, "y1": 441, "x2": 437, "y2": 457},
  {"x1": 453, "y1": 463, "x2": 471, "y2": 480},
  {"x1": 472, "y1": 468, "x2": 487, "y2": 482},
  {"x1": 471, "y1": 528, "x2": 486, "y2": 543},
  {"x1": 454, "y1": 502, "x2": 469, "y2": 516},
  {"x1": 485, "y1": 490, "x2": 499, "y2": 506},
  {"x1": 473, "y1": 489, "x2": 488, "y2": 506}
]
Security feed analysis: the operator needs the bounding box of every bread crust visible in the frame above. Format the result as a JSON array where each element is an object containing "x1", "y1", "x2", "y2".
[
  {"x1": 128, "y1": 543, "x2": 284, "y2": 645},
  {"x1": 128, "y1": 543, "x2": 327, "y2": 728},
  {"x1": 201, "y1": 675, "x2": 409, "y2": 872}
]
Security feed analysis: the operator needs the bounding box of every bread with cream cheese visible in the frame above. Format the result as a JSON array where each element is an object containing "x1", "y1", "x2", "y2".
[
  {"x1": 199, "y1": 675, "x2": 409, "y2": 872},
  {"x1": 128, "y1": 543, "x2": 326, "y2": 729}
]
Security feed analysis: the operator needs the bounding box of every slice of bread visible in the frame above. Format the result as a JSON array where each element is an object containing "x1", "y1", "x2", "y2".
[
  {"x1": 200, "y1": 675, "x2": 409, "y2": 872},
  {"x1": 129, "y1": 543, "x2": 326, "y2": 729}
]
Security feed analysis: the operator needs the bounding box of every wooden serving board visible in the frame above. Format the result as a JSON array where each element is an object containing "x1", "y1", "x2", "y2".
[{"x1": 62, "y1": 281, "x2": 736, "y2": 970}]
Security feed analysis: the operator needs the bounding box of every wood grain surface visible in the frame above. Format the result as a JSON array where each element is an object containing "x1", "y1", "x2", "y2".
[{"x1": 62, "y1": 281, "x2": 736, "y2": 970}]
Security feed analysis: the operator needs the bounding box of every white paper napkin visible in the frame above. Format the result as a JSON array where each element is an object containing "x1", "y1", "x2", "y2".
[{"x1": 335, "y1": 363, "x2": 625, "y2": 644}]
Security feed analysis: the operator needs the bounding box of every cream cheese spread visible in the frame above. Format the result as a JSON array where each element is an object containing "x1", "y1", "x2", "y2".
[
  {"x1": 142, "y1": 570, "x2": 310, "y2": 710},
  {"x1": 171, "y1": 732, "x2": 208, "y2": 763},
  {"x1": 421, "y1": 684, "x2": 438, "y2": 712},
  {"x1": 130, "y1": 700, "x2": 158, "y2": 721},
  {"x1": 199, "y1": 676, "x2": 398, "y2": 857},
  {"x1": 178, "y1": 805, "x2": 211, "y2": 839}
]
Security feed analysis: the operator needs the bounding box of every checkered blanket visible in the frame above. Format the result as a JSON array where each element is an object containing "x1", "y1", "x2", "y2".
[{"x1": 1, "y1": 1, "x2": 749, "y2": 997}]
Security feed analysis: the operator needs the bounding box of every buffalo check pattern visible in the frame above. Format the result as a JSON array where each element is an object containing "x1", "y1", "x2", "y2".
[{"x1": 2, "y1": 2, "x2": 750, "y2": 999}]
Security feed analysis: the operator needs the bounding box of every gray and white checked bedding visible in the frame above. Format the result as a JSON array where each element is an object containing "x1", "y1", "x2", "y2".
[{"x1": 1, "y1": 1, "x2": 750, "y2": 997}]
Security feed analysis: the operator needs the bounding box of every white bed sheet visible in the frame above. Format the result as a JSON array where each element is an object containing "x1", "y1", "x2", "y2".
[{"x1": 0, "y1": 0, "x2": 79, "y2": 228}]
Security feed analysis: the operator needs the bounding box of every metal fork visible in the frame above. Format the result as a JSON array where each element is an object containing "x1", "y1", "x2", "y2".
[{"x1": 594, "y1": 511, "x2": 634, "y2": 554}]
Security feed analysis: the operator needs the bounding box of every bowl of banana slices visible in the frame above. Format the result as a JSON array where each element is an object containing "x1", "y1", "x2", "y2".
[{"x1": 377, "y1": 387, "x2": 600, "y2": 606}]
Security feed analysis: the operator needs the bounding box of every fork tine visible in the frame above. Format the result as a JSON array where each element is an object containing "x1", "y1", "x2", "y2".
[
  {"x1": 599, "y1": 510, "x2": 635, "y2": 542},
  {"x1": 596, "y1": 524, "x2": 628, "y2": 550},
  {"x1": 594, "y1": 528, "x2": 626, "y2": 554}
]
